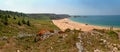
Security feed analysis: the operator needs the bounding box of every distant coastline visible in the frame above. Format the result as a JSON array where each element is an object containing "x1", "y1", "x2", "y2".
[
  {"x1": 69, "y1": 18, "x2": 119, "y2": 28},
  {"x1": 52, "y1": 18, "x2": 120, "y2": 31},
  {"x1": 69, "y1": 15, "x2": 120, "y2": 28}
]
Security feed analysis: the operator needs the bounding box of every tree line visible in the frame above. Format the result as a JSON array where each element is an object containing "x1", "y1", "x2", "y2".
[{"x1": 0, "y1": 10, "x2": 30, "y2": 26}]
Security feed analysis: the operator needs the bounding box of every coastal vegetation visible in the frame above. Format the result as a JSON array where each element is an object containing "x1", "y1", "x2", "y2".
[{"x1": 0, "y1": 10, "x2": 120, "y2": 52}]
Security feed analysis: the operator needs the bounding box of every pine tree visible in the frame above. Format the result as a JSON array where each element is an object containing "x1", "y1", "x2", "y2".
[
  {"x1": 22, "y1": 19, "x2": 26, "y2": 24},
  {"x1": 7, "y1": 15, "x2": 11, "y2": 18},
  {"x1": 13, "y1": 16, "x2": 16, "y2": 20},
  {"x1": 27, "y1": 20, "x2": 30, "y2": 26},
  {"x1": 18, "y1": 21, "x2": 21, "y2": 26},
  {"x1": 3, "y1": 15, "x2": 8, "y2": 25}
]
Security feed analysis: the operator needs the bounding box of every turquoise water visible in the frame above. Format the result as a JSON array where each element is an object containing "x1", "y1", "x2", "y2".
[{"x1": 69, "y1": 15, "x2": 120, "y2": 28}]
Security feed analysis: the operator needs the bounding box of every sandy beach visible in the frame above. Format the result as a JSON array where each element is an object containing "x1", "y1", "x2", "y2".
[{"x1": 52, "y1": 18, "x2": 120, "y2": 31}]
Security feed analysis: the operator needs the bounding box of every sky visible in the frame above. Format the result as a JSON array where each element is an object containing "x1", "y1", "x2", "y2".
[{"x1": 0, "y1": 0, "x2": 120, "y2": 15}]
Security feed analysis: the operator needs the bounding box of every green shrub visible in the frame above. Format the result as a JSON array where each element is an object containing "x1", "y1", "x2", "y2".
[
  {"x1": 65, "y1": 28, "x2": 71, "y2": 32},
  {"x1": 13, "y1": 16, "x2": 16, "y2": 20},
  {"x1": 73, "y1": 29, "x2": 81, "y2": 33},
  {"x1": 27, "y1": 20, "x2": 30, "y2": 26},
  {"x1": 6, "y1": 15, "x2": 11, "y2": 18},
  {"x1": 65, "y1": 34, "x2": 78, "y2": 47},
  {"x1": 93, "y1": 29, "x2": 105, "y2": 33},
  {"x1": 107, "y1": 31, "x2": 118, "y2": 39},
  {"x1": 22, "y1": 19, "x2": 26, "y2": 24},
  {"x1": 3, "y1": 15, "x2": 8, "y2": 25},
  {"x1": 18, "y1": 21, "x2": 21, "y2": 26}
]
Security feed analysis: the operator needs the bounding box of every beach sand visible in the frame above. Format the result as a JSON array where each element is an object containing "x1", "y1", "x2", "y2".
[{"x1": 52, "y1": 18, "x2": 120, "y2": 31}]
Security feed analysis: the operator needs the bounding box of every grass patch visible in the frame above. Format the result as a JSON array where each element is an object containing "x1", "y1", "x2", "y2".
[{"x1": 107, "y1": 30, "x2": 118, "y2": 39}]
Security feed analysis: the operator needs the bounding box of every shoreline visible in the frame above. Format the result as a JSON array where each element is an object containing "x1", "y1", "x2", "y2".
[
  {"x1": 69, "y1": 18, "x2": 120, "y2": 28},
  {"x1": 52, "y1": 18, "x2": 120, "y2": 31}
]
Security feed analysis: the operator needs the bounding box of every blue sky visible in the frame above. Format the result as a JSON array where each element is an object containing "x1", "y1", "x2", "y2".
[{"x1": 0, "y1": 0, "x2": 120, "y2": 15}]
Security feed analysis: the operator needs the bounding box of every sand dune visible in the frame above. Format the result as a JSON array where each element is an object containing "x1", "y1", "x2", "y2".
[{"x1": 52, "y1": 18, "x2": 120, "y2": 31}]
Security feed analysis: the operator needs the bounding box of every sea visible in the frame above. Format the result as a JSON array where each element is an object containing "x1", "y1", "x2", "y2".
[{"x1": 69, "y1": 15, "x2": 120, "y2": 28}]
